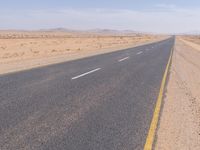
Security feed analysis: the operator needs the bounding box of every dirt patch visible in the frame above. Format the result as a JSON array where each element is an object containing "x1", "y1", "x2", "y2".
[{"x1": 155, "y1": 38, "x2": 200, "y2": 149}]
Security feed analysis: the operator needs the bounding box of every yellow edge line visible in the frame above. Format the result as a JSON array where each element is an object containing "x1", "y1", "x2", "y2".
[{"x1": 144, "y1": 47, "x2": 173, "y2": 150}]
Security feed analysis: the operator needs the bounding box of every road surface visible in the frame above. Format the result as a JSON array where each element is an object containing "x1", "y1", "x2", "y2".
[{"x1": 0, "y1": 37, "x2": 174, "y2": 150}]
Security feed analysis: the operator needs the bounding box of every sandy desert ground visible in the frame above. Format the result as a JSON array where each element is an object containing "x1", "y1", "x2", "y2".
[
  {"x1": 1, "y1": 32, "x2": 200, "y2": 148},
  {"x1": 155, "y1": 37, "x2": 200, "y2": 149},
  {"x1": 0, "y1": 31, "x2": 165, "y2": 74},
  {"x1": 180, "y1": 35, "x2": 200, "y2": 45}
]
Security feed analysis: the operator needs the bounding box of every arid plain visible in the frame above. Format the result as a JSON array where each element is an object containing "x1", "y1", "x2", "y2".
[
  {"x1": 1, "y1": 31, "x2": 200, "y2": 149},
  {"x1": 0, "y1": 31, "x2": 164, "y2": 74}
]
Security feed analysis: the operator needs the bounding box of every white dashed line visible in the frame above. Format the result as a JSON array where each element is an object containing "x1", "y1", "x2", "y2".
[
  {"x1": 137, "y1": 51, "x2": 143, "y2": 55},
  {"x1": 118, "y1": 57, "x2": 129, "y2": 62},
  {"x1": 71, "y1": 68, "x2": 101, "y2": 80}
]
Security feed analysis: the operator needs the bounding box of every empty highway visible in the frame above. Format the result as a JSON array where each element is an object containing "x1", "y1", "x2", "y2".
[{"x1": 0, "y1": 37, "x2": 174, "y2": 150}]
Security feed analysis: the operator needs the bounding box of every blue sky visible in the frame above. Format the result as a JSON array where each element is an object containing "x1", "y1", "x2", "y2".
[
  {"x1": 1, "y1": 0, "x2": 200, "y2": 33},
  {"x1": 1, "y1": 0, "x2": 200, "y2": 10}
]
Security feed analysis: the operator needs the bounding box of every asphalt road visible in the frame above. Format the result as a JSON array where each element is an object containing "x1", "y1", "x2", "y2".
[{"x1": 0, "y1": 37, "x2": 174, "y2": 150}]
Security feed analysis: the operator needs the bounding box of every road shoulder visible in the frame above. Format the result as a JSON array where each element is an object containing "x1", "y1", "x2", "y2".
[{"x1": 155, "y1": 39, "x2": 200, "y2": 149}]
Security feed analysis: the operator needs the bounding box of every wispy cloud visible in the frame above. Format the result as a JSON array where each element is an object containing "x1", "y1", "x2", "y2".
[
  {"x1": 1, "y1": 6, "x2": 200, "y2": 33},
  {"x1": 154, "y1": 3, "x2": 177, "y2": 10}
]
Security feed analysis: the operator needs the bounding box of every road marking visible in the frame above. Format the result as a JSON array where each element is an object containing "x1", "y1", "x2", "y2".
[
  {"x1": 71, "y1": 68, "x2": 101, "y2": 80},
  {"x1": 144, "y1": 47, "x2": 173, "y2": 150},
  {"x1": 118, "y1": 56, "x2": 129, "y2": 62},
  {"x1": 137, "y1": 51, "x2": 143, "y2": 55}
]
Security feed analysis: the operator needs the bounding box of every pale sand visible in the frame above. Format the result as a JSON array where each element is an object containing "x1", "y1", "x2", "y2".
[
  {"x1": 179, "y1": 37, "x2": 200, "y2": 52},
  {"x1": 155, "y1": 38, "x2": 200, "y2": 149},
  {"x1": 0, "y1": 31, "x2": 165, "y2": 75}
]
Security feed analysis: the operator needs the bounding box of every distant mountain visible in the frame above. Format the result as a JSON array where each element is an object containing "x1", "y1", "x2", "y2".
[
  {"x1": 39, "y1": 28, "x2": 78, "y2": 32},
  {"x1": 85, "y1": 29, "x2": 140, "y2": 34},
  {"x1": 179, "y1": 30, "x2": 200, "y2": 35},
  {"x1": 38, "y1": 28, "x2": 145, "y2": 35},
  {"x1": 0, "y1": 28, "x2": 159, "y2": 35}
]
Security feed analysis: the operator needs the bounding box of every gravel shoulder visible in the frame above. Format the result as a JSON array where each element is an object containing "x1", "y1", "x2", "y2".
[{"x1": 155, "y1": 38, "x2": 200, "y2": 149}]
